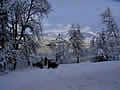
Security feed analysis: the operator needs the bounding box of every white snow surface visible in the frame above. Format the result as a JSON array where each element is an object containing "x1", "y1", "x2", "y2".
[{"x1": 0, "y1": 61, "x2": 120, "y2": 90}]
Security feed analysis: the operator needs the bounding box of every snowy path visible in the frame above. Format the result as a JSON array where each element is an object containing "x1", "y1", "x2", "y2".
[{"x1": 0, "y1": 61, "x2": 120, "y2": 90}]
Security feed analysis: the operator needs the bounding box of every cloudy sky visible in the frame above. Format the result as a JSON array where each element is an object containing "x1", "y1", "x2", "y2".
[{"x1": 43, "y1": 0, "x2": 120, "y2": 33}]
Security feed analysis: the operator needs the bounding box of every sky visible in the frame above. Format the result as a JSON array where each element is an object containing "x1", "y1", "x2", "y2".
[{"x1": 43, "y1": 0, "x2": 120, "y2": 33}]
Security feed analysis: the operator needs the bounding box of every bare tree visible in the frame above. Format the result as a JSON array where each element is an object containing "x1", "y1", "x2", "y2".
[
  {"x1": 18, "y1": 0, "x2": 51, "y2": 40},
  {"x1": 8, "y1": 0, "x2": 51, "y2": 48}
]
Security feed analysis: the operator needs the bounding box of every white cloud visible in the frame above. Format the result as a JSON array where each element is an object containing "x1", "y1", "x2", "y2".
[{"x1": 44, "y1": 24, "x2": 71, "y2": 33}]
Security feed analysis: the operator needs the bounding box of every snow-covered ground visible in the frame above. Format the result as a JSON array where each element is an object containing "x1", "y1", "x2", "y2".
[{"x1": 0, "y1": 61, "x2": 120, "y2": 90}]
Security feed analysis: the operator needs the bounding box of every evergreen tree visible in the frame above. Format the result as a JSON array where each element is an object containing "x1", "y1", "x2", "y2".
[{"x1": 91, "y1": 8, "x2": 120, "y2": 61}]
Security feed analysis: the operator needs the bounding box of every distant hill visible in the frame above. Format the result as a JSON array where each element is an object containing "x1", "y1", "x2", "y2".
[{"x1": 42, "y1": 31, "x2": 96, "y2": 40}]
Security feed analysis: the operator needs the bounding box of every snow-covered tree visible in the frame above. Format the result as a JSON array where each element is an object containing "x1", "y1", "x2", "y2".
[
  {"x1": 90, "y1": 8, "x2": 120, "y2": 61},
  {"x1": 69, "y1": 24, "x2": 84, "y2": 63},
  {"x1": 7, "y1": 0, "x2": 51, "y2": 49},
  {"x1": 0, "y1": 0, "x2": 9, "y2": 49},
  {"x1": 21, "y1": 35, "x2": 40, "y2": 65},
  {"x1": 0, "y1": 0, "x2": 52, "y2": 71},
  {"x1": 55, "y1": 33, "x2": 65, "y2": 64}
]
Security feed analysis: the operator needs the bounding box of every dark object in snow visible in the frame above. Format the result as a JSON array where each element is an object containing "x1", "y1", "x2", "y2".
[
  {"x1": 32, "y1": 61, "x2": 43, "y2": 69},
  {"x1": 32, "y1": 57, "x2": 59, "y2": 69},
  {"x1": 44, "y1": 57, "x2": 48, "y2": 66},
  {"x1": 7, "y1": 56, "x2": 17, "y2": 71},
  {"x1": 94, "y1": 55, "x2": 108, "y2": 62},
  {"x1": 0, "y1": 62, "x2": 6, "y2": 72},
  {"x1": 0, "y1": 58, "x2": 6, "y2": 72},
  {"x1": 0, "y1": 63, "x2": 3, "y2": 72},
  {"x1": 13, "y1": 58, "x2": 17, "y2": 71},
  {"x1": 48, "y1": 60, "x2": 59, "y2": 69}
]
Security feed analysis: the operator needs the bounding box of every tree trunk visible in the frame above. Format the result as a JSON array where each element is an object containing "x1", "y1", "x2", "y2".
[
  {"x1": 77, "y1": 56, "x2": 79, "y2": 63},
  {"x1": 19, "y1": 25, "x2": 25, "y2": 40},
  {"x1": 27, "y1": 56, "x2": 31, "y2": 66},
  {"x1": 14, "y1": 22, "x2": 19, "y2": 49}
]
